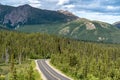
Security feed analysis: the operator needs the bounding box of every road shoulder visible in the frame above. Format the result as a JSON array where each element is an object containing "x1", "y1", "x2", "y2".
[{"x1": 35, "y1": 60, "x2": 47, "y2": 80}]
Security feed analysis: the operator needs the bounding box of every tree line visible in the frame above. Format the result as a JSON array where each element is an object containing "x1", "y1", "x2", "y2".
[{"x1": 0, "y1": 30, "x2": 120, "y2": 80}]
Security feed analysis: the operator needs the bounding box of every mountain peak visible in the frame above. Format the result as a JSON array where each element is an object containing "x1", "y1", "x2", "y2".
[
  {"x1": 57, "y1": 10, "x2": 79, "y2": 21},
  {"x1": 18, "y1": 4, "x2": 32, "y2": 8},
  {"x1": 57, "y1": 10, "x2": 76, "y2": 16}
]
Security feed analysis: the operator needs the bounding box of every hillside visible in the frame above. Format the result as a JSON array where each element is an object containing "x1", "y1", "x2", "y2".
[
  {"x1": 17, "y1": 18, "x2": 120, "y2": 43},
  {"x1": 0, "y1": 25, "x2": 11, "y2": 30}
]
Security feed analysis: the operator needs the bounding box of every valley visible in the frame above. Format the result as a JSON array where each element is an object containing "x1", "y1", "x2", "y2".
[
  {"x1": 0, "y1": 3, "x2": 120, "y2": 80},
  {"x1": 0, "y1": 30, "x2": 120, "y2": 80}
]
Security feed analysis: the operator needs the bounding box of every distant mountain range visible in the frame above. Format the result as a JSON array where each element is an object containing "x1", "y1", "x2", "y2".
[{"x1": 1, "y1": 4, "x2": 120, "y2": 43}]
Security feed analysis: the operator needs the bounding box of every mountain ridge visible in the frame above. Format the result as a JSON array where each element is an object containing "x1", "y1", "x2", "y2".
[{"x1": 0, "y1": 4, "x2": 79, "y2": 28}]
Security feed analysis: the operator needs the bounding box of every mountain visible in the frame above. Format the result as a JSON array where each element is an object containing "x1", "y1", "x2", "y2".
[
  {"x1": 17, "y1": 18, "x2": 120, "y2": 43},
  {"x1": 113, "y1": 21, "x2": 120, "y2": 28},
  {"x1": 0, "y1": 4, "x2": 78, "y2": 28},
  {"x1": 1, "y1": 4, "x2": 120, "y2": 43}
]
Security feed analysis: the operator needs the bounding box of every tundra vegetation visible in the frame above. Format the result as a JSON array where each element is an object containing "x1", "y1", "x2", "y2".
[{"x1": 0, "y1": 30, "x2": 120, "y2": 80}]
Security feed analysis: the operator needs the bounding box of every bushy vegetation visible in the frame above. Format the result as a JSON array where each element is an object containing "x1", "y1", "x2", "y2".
[
  {"x1": 0, "y1": 30, "x2": 120, "y2": 80},
  {"x1": 0, "y1": 59, "x2": 42, "y2": 80},
  {"x1": 51, "y1": 41, "x2": 120, "y2": 80}
]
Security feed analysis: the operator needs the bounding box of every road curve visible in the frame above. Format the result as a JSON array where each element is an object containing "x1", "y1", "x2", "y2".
[{"x1": 37, "y1": 59, "x2": 71, "y2": 80}]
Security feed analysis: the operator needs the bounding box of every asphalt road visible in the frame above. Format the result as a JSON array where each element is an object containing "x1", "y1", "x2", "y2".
[{"x1": 37, "y1": 59, "x2": 70, "y2": 80}]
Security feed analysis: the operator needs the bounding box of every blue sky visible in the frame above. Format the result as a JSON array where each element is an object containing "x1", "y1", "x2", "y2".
[{"x1": 1, "y1": 0, "x2": 120, "y2": 23}]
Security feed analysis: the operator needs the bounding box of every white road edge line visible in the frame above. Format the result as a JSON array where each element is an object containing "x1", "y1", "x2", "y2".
[
  {"x1": 35, "y1": 60, "x2": 47, "y2": 80},
  {"x1": 40, "y1": 60, "x2": 61, "y2": 80},
  {"x1": 46, "y1": 59, "x2": 73, "y2": 80}
]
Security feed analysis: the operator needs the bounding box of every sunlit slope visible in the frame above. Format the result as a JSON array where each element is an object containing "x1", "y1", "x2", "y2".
[{"x1": 17, "y1": 18, "x2": 120, "y2": 43}]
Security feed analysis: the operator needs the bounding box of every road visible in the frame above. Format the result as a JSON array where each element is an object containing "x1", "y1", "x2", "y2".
[{"x1": 37, "y1": 59, "x2": 71, "y2": 80}]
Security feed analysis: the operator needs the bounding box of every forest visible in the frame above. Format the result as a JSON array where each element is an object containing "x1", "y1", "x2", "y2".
[{"x1": 0, "y1": 30, "x2": 120, "y2": 80}]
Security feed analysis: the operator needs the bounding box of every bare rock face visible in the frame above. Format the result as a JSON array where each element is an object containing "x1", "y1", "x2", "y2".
[
  {"x1": 113, "y1": 21, "x2": 120, "y2": 28},
  {"x1": 85, "y1": 22, "x2": 96, "y2": 30},
  {"x1": 57, "y1": 10, "x2": 79, "y2": 21},
  {"x1": 4, "y1": 4, "x2": 31, "y2": 27},
  {"x1": 0, "y1": 4, "x2": 79, "y2": 28},
  {"x1": 0, "y1": 5, "x2": 14, "y2": 24},
  {"x1": 59, "y1": 27, "x2": 70, "y2": 35}
]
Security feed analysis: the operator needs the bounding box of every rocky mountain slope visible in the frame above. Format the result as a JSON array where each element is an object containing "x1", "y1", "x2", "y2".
[
  {"x1": 0, "y1": 4, "x2": 78, "y2": 28},
  {"x1": 0, "y1": 5, "x2": 14, "y2": 24}
]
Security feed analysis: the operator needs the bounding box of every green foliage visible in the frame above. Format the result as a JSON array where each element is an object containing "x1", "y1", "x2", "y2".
[
  {"x1": 69, "y1": 55, "x2": 78, "y2": 67},
  {"x1": 0, "y1": 60, "x2": 42, "y2": 80},
  {"x1": 50, "y1": 42, "x2": 120, "y2": 80},
  {"x1": 0, "y1": 30, "x2": 120, "y2": 80},
  {"x1": 27, "y1": 66, "x2": 35, "y2": 80},
  {"x1": 10, "y1": 68, "x2": 17, "y2": 80},
  {"x1": 87, "y1": 74, "x2": 99, "y2": 80},
  {"x1": 0, "y1": 75, "x2": 5, "y2": 80}
]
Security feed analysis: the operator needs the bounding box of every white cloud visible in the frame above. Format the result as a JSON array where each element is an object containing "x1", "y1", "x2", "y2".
[
  {"x1": 107, "y1": 6, "x2": 120, "y2": 10},
  {"x1": 1, "y1": 0, "x2": 41, "y2": 8},
  {"x1": 107, "y1": 6, "x2": 115, "y2": 10},
  {"x1": 28, "y1": 0, "x2": 41, "y2": 8},
  {"x1": 75, "y1": 0, "x2": 102, "y2": 10},
  {"x1": 1, "y1": 0, "x2": 29, "y2": 6},
  {"x1": 63, "y1": 4, "x2": 75, "y2": 9},
  {"x1": 75, "y1": 11, "x2": 120, "y2": 24},
  {"x1": 57, "y1": 0, "x2": 70, "y2": 5},
  {"x1": 45, "y1": 0, "x2": 58, "y2": 2}
]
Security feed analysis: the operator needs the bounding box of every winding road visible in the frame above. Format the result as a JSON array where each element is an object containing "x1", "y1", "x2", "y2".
[{"x1": 37, "y1": 59, "x2": 71, "y2": 80}]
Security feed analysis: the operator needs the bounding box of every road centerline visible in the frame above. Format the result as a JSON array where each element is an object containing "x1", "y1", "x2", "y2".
[{"x1": 40, "y1": 60, "x2": 61, "y2": 80}]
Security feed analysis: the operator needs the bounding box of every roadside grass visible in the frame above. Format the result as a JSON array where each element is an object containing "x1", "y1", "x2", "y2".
[
  {"x1": 15, "y1": 60, "x2": 42, "y2": 80},
  {"x1": 0, "y1": 60, "x2": 42, "y2": 80},
  {"x1": 31, "y1": 60, "x2": 42, "y2": 80}
]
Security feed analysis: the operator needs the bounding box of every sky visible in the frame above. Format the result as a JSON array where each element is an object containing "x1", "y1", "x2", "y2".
[{"x1": 1, "y1": 0, "x2": 120, "y2": 24}]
